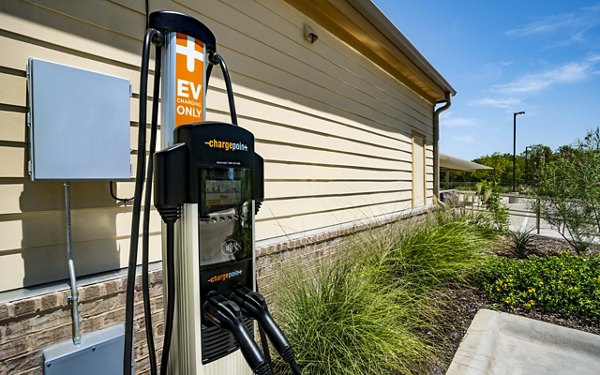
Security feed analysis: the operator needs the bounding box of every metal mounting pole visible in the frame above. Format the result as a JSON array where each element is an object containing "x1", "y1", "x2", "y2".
[
  {"x1": 536, "y1": 197, "x2": 541, "y2": 235},
  {"x1": 64, "y1": 182, "x2": 82, "y2": 345},
  {"x1": 513, "y1": 113, "x2": 517, "y2": 192},
  {"x1": 513, "y1": 111, "x2": 525, "y2": 192}
]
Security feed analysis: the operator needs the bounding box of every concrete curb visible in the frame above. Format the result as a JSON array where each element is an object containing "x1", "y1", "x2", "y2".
[{"x1": 447, "y1": 309, "x2": 600, "y2": 375}]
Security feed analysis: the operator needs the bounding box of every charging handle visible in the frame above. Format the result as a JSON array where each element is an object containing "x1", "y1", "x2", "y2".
[
  {"x1": 230, "y1": 285, "x2": 299, "y2": 371},
  {"x1": 154, "y1": 143, "x2": 188, "y2": 222},
  {"x1": 202, "y1": 292, "x2": 272, "y2": 375}
]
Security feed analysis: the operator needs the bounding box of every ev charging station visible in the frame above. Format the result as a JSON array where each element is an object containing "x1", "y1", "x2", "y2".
[{"x1": 124, "y1": 10, "x2": 300, "y2": 375}]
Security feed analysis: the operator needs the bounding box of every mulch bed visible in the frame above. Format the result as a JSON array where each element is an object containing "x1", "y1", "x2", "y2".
[{"x1": 429, "y1": 234, "x2": 600, "y2": 375}]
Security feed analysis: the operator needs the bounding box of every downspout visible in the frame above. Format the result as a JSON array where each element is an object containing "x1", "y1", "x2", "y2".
[{"x1": 433, "y1": 92, "x2": 452, "y2": 200}]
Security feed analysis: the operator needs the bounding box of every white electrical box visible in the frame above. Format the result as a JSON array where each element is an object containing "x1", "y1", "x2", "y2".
[{"x1": 28, "y1": 58, "x2": 131, "y2": 181}]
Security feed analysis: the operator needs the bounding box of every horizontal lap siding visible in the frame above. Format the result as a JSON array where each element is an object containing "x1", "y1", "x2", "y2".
[
  {"x1": 0, "y1": 0, "x2": 434, "y2": 291},
  {"x1": 0, "y1": 0, "x2": 154, "y2": 291},
  {"x1": 201, "y1": 0, "x2": 435, "y2": 239}
]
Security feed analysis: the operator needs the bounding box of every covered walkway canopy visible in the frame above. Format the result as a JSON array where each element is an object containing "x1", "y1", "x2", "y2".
[
  {"x1": 440, "y1": 153, "x2": 493, "y2": 172},
  {"x1": 440, "y1": 153, "x2": 493, "y2": 191}
]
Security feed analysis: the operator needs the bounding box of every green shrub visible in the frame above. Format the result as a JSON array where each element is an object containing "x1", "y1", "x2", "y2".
[
  {"x1": 481, "y1": 254, "x2": 600, "y2": 318},
  {"x1": 475, "y1": 180, "x2": 509, "y2": 232},
  {"x1": 533, "y1": 128, "x2": 600, "y2": 254}
]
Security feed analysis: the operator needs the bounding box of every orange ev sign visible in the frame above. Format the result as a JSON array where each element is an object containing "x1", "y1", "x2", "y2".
[{"x1": 175, "y1": 32, "x2": 204, "y2": 126}]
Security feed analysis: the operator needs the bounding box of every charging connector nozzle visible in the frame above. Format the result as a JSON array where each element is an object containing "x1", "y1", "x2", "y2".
[
  {"x1": 202, "y1": 292, "x2": 272, "y2": 375},
  {"x1": 230, "y1": 285, "x2": 300, "y2": 373}
]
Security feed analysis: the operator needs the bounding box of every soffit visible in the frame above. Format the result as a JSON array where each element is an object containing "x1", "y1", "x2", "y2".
[{"x1": 285, "y1": 0, "x2": 456, "y2": 104}]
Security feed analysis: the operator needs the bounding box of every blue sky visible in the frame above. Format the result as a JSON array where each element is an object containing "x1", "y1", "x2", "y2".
[{"x1": 373, "y1": 1, "x2": 600, "y2": 161}]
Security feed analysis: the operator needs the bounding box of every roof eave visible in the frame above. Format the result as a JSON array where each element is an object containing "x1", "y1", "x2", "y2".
[
  {"x1": 347, "y1": 0, "x2": 456, "y2": 97},
  {"x1": 284, "y1": 0, "x2": 456, "y2": 104}
]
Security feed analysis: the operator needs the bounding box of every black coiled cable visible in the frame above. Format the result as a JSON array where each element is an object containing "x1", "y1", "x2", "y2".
[
  {"x1": 207, "y1": 52, "x2": 238, "y2": 125},
  {"x1": 160, "y1": 217, "x2": 178, "y2": 374},
  {"x1": 289, "y1": 360, "x2": 302, "y2": 375},
  {"x1": 123, "y1": 27, "x2": 161, "y2": 375},
  {"x1": 141, "y1": 42, "x2": 162, "y2": 375}
]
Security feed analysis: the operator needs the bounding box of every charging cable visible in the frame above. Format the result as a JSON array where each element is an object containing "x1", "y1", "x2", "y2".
[
  {"x1": 124, "y1": 26, "x2": 162, "y2": 375},
  {"x1": 206, "y1": 52, "x2": 238, "y2": 125},
  {"x1": 159, "y1": 216, "x2": 178, "y2": 375},
  {"x1": 109, "y1": 181, "x2": 134, "y2": 202},
  {"x1": 230, "y1": 285, "x2": 302, "y2": 374}
]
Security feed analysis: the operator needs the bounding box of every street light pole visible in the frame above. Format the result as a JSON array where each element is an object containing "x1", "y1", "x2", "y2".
[
  {"x1": 525, "y1": 145, "x2": 533, "y2": 185},
  {"x1": 513, "y1": 111, "x2": 525, "y2": 192}
]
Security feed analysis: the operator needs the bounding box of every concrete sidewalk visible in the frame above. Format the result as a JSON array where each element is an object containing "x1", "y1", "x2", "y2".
[
  {"x1": 506, "y1": 199, "x2": 563, "y2": 239},
  {"x1": 447, "y1": 309, "x2": 600, "y2": 375},
  {"x1": 506, "y1": 198, "x2": 600, "y2": 244}
]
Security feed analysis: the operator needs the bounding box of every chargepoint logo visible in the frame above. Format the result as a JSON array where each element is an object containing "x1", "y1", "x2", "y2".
[
  {"x1": 207, "y1": 269, "x2": 243, "y2": 284},
  {"x1": 221, "y1": 239, "x2": 241, "y2": 256},
  {"x1": 204, "y1": 139, "x2": 249, "y2": 152}
]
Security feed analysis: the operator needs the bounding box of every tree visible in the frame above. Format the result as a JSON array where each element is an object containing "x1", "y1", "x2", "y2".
[
  {"x1": 534, "y1": 128, "x2": 600, "y2": 253},
  {"x1": 521, "y1": 144, "x2": 552, "y2": 184},
  {"x1": 472, "y1": 153, "x2": 513, "y2": 185}
]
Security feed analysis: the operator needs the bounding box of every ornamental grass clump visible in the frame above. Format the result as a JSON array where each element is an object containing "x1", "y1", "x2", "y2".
[
  {"x1": 273, "y1": 255, "x2": 437, "y2": 375},
  {"x1": 273, "y1": 211, "x2": 496, "y2": 374},
  {"x1": 375, "y1": 217, "x2": 492, "y2": 292}
]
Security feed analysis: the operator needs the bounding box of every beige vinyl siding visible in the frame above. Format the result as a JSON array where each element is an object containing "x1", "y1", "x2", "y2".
[
  {"x1": 0, "y1": 0, "x2": 434, "y2": 291},
  {"x1": 411, "y1": 132, "x2": 426, "y2": 208}
]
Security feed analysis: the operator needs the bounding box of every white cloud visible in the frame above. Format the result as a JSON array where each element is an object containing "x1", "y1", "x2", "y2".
[
  {"x1": 506, "y1": 15, "x2": 577, "y2": 37},
  {"x1": 472, "y1": 56, "x2": 599, "y2": 108},
  {"x1": 583, "y1": 4, "x2": 600, "y2": 12},
  {"x1": 506, "y1": 4, "x2": 600, "y2": 49},
  {"x1": 506, "y1": 5, "x2": 600, "y2": 38},
  {"x1": 493, "y1": 61, "x2": 591, "y2": 94},
  {"x1": 470, "y1": 97, "x2": 521, "y2": 109},
  {"x1": 440, "y1": 113, "x2": 476, "y2": 128}
]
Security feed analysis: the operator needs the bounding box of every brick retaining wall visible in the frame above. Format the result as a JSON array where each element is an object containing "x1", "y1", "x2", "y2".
[
  {"x1": 0, "y1": 273, "x2": 163, "y2": 375},
  {"x1": 0, "y1": 212, "x2": 420, "y2": 374}
]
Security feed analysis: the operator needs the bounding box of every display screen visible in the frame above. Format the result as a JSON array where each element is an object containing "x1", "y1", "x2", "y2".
[
  {"x1": 199, "y1": 168, "x2": 253, "y2": 267},
  {"x1": 200, "y1": 168, "x2": 251, "y2": 214},
  {"x1": 205, "y1": 179, "x2": 241, "y2": 207}
]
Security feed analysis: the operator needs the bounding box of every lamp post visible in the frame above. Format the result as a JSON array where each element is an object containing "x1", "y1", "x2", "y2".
[
  {"x1": 525, "y1": 145, "x2": 533, "y2": 185},
  {"x1": 513, "y1": 111, "x2": 525, "y2": 192}
]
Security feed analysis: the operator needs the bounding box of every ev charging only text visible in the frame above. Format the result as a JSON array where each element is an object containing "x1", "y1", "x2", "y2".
[
  {"x1": 177, "y1": 79, "x2": 202, "y2": 118},
  {"x1": 174, "y1": 34, "x2": 204, "y2": 123}
]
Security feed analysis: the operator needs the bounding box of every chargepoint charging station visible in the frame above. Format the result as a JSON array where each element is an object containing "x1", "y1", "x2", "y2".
[{"x1": 124, "y1": 10, "x2": 300, "y2": 375}]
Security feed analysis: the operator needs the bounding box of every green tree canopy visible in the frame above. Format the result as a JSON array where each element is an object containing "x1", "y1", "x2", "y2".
[
  {"x1": 472, "y1": 153, "x2": 513, "y2": 184},
  {"x1": 521, "y1": 144, "x2": 552, "y2": 183}
]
